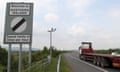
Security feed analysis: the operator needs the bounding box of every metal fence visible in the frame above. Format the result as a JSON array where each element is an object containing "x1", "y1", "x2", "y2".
[
  {"x1": 24, "y1": 55, "x2": 61, "y2": 72},
  {"x1": 57, "y1": 55, "x2": 61, "y2": 72},
  {"x1": 24, "y1": 57, "x2": 50, "y2": 72}
]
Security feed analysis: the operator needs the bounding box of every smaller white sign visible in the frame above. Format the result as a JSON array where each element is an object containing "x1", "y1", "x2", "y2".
[
  {"x1": 10, "y1": 3, "x2": 30, "y2": 15},
  {"x1": 6, "y1": 35, "x2": 30, "y2": 43}
]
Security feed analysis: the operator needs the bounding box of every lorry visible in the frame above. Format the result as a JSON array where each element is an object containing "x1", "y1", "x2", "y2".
[{"x1": 79, "y1": 42, "x2": 120, "y2": 68}]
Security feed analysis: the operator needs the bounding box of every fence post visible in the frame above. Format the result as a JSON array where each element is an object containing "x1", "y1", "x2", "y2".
[{"x1": 57, "y1": 55, "x2": 61, "y2": 72}]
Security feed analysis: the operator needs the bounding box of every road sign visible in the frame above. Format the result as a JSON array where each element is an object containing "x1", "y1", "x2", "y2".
[
  {"x1": 11, "y1": 17, "x2": 27, "y2": 33},
  {"x1": 4, "y1": 3, "x2": 33, "y2": 44}
]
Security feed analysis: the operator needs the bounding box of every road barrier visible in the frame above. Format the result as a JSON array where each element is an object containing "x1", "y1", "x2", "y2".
[
  {"x1": 57, "y1": 55, "x2": 61, "y2": 72},
  {"x1": 24, "y1": 57, "x2": 49, "y2": 72}
]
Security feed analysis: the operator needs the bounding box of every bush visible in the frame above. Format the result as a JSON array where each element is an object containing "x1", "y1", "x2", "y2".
[
  {"x1": 0, "y1": 47, "x2": 7, "y2": 67},
  {"x1": 51, "y1": 47, "x2": 61, "y2": 58},
  {"x1": 0, "y1": 47, "x2": 7, "y2": 71},
  {"x1": 32, "y1": 51, "x2": 42, "y2": 62}
]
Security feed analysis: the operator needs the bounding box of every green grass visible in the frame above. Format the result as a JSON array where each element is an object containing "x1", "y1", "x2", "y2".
[
  {"x1": 0, "y1": 65, "x2": 6, "y2": 72},
  {"x1": 27, "y1": 55, "x2": 71, "y2": 72},
  {"x1": 44, "y1": 57, "x2": 58, "y2": 72},
  {"x1": 30, "y1": 57, "x2": 58, "y2": 72},
  {"x1": 60, "y1": 56, "x2": 71, "y2": 72}
]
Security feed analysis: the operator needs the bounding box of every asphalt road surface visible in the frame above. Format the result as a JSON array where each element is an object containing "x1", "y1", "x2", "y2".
[{"x1": 64, "y1": 51, "x2": 120, "y2": 72}]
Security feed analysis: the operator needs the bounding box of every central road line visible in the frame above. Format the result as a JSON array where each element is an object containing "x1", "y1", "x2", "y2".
[{"x1": 68, "y1": 54, "x2": 109, "y2": 72}]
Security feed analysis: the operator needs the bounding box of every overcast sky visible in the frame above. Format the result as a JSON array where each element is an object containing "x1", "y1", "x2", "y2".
[{"x1": 1, "y1": 0, "x2": 120, "y2": 50}]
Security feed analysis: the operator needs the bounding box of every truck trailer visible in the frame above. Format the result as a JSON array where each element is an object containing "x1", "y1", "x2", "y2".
[{"x1": 79, "y1": 42, "x2": 120, "y2": 68}]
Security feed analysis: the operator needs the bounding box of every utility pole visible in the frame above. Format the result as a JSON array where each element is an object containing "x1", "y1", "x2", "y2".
[{"x1": 48, "y1": 27, "x2": 56, "y2": 62}]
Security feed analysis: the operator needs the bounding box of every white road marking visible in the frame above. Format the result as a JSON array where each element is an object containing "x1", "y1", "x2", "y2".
[{"x1": 67, "y1": 54, "x2": 109, "y2": 72}]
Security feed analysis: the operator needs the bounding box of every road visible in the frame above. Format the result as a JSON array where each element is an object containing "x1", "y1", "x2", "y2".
[{"x1": 64, "y1": 51, "x2": 120, "y2": 72}]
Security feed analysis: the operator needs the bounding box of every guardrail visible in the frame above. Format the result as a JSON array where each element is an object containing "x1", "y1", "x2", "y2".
[
  {"x1": 24, "y1": 57, "x2": 50, "y2": 72},
  {"x1": 57, "y1": 55, "x2": 61, "y2": 72},
  {"x1": 24, "y1": 55, "x2": 61, "y2": 72}
]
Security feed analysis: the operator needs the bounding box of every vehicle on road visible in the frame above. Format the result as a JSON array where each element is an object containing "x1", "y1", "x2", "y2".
[{"x1": 79, "y1": 42, "x2": 120, "y2": 68}]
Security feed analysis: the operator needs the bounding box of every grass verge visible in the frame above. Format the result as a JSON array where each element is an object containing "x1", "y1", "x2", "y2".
[
  {"x1": 60, "y1": 55, "x2": 71, "y2": 72},
  {"x1": 27, "y1": 55, "x2": 71, "y2": 72},
  {"x1": 30, "y1": 57, "x2": 58, "y2": 72}
]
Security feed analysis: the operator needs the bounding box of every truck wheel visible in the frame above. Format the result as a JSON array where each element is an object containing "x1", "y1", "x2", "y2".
[
  {"x1": 79, "y1": 54, "x2": 81, "y2": 59},
  {"x1": 100, "y1": 61, "x2": 105, "y2": 67},
  {"x1": 82, "y1": 55, "x2": 86, "y2": 61},
  {"x1": 96, "y1": 61, "x2": 100, "y2": 66},
  {"x1": 79, "y1": 54, "x2": 84, "y2": 60},
  {"x1": 100, "y1": 58, "x2": 110, "y2": 68},
  {"x1": 93, "y1": 57, "x2": 97, "y2": 65},
  {"x1": 96, "y1": 57, "x2": 100, "y2": 66},
  {"x1": 108, "y1": 60, "x2": 113, "y2": 68}
]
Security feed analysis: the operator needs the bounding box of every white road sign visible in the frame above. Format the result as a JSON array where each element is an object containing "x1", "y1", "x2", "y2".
[
  {"x1": 11, "y1": 17, "x2": 27, "y2": 33},
  {"x1": 4, "y1": 2, "x2": 33, "y2": 44}
]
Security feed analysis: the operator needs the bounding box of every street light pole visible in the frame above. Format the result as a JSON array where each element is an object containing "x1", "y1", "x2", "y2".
[
  {"x1": 48, "y1": 27, "x2": 56, "y2": 61},
  {"x1": 50, "y1": 31, "x2": 52, "y2": 58}
]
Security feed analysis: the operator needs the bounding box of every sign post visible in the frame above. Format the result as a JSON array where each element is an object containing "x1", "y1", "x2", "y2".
[
  {"x1": 29, "y1": 43, "x2": 32, "y2": 72},
  {"x1": 7, "y1": 44, "x2": 11, "y2": 72},
  {"x1": 19, "y1": 44, "x2": 22, "y2": 72},
  {"x1": 4, "y1": 2, "x2": 33, "y2": 72}
]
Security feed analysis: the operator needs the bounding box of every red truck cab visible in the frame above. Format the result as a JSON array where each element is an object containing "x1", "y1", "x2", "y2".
[{"x1": 79, "y1": 42, "x2": 93, "y2": 54}]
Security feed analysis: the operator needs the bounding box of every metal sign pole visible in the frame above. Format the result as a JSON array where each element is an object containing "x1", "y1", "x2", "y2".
[
  {"x1": 18, "y1": 44, "x2": 22, "y2": 72},
  {"x1": 29, "y1": 43, "x2": 32, "y2": 72},
  {"x1": 7, "y1": 44, "x2": 11, "y2": 72}
]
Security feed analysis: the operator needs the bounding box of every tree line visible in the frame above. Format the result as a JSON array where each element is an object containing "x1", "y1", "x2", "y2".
[{"x1": 94, "y1": 48, "x2": 120, "y2": 54}]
